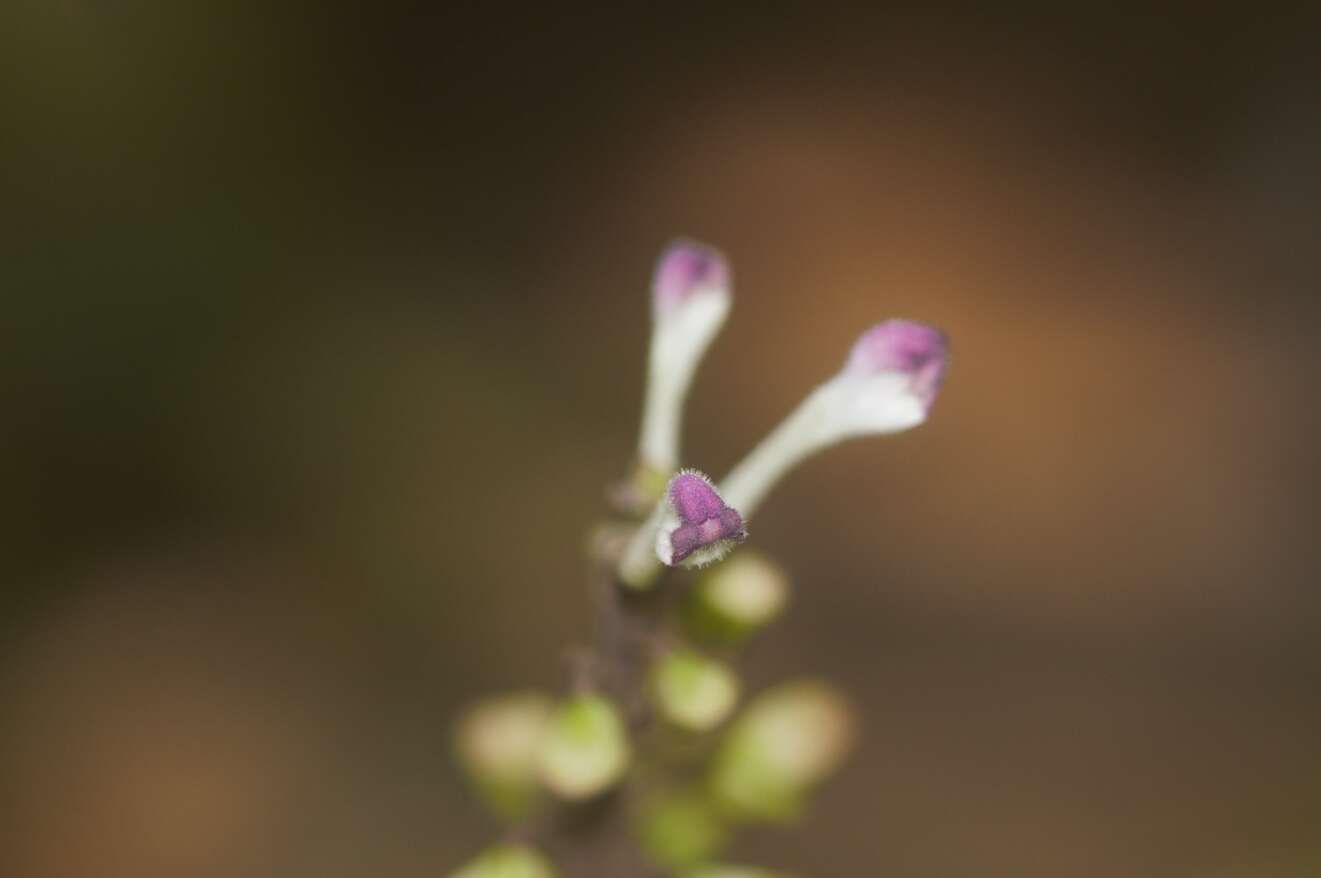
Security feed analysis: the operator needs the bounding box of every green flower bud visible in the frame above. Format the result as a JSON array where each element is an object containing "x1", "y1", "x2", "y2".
[
  {"x1": 685, "y1": 866, "x2": 796, "y2": 878},
  {"x1": 630, "y1": 460, "x2": 672, "y2": 507},
  {"x1": 651, "y1": 648, "x2": 740, "y2": 732},
  {"x1": 448, "y1": 844, "x2": 557, "y2": 878},
  {"x1": 709, "y1": 681, "x2": 855, "y2": 821},
  {"x1": 686, "y1": 550, "x2": 789, "y2": 644},
  {"x1": 637, "y1": 789, "x2": 729, "y2": 870},
  {"x1": 537, "y1": 693, "x2": 631, "y2": 800},
  {"x1": 454, "y1": 692, "x2": 552, "y2": 820}
]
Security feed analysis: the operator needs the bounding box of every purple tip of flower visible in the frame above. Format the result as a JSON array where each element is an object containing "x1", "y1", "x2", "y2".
[
  {"x1": 666, "y1": 471, "x2": 747, "y2": 565},
  {"x1": 670, "y1": 471, "x2": 726, "y2": 522},
  {"x1": 845, "y1": 319, "x2": 949, "y2": 408},
  {"x1": 652, "y1": 239, "x2": 730, "y2": 317}
]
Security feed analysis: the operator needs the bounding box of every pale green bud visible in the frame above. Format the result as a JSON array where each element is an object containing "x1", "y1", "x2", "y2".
[
  {"x1": 537, "y1": 693, "x2": 631, "y2": 800},
  {"x1": 720, "y1": 320, "x2": 948, "y2": 517},
  {"x1": 454, "y1": 692, "x2": 552, "y2": 820},
  {"x1": 637, "y1": 789, "x2": 729, "y2": 870},
  {"x1": 685, "y1": 866, "x2": 796, "y2": 878},
  {"x1": 640, "y1": 240, "x2": 732, "y2": 473},
  {"x1": 686, "y1": 550, "x2": 789, "y2": 644},
  {"x1": 651, "y1": 648, "x2": 740, "y2": 732},
  {"x1": 448, "y1": 844, "x2": 557, "y2": 878},
  {"x1": 709, "y1": 681, "x2": 855, "y2": 821}
]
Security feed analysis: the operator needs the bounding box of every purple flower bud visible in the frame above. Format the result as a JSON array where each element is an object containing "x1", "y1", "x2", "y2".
[
  {"x1": 652, "y1": 240, "x2": 731, "y2": 319},
  {"x1": 656, "y1": 470, "x2": 747, "y2": 568},
  {"x1": 636, "y1": 239, "x2": 734, "y2": 475},
  {"x1": 845, "y1": 319, "x2": 948, "y2": 410}
]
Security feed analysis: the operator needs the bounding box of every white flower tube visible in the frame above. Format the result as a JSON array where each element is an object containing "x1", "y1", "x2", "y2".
[
  {"x1": 719, "y1": 319, "x2": 948, "y2": 516},
  {"x1": 447, "y1": 844, "x2": 557, "y2": 878},
  {"x1": 636, "y1": 240, "x2": 732, "y2": 474}
]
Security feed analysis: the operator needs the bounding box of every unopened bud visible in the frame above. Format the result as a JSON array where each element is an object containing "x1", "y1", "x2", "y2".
[
  {"x1": 685, "y1": 867, "x2": 796, "y2": 878},
  {"x1": 537, "y1": 693, "x2": 631, "y2": 800},
  {"x1": 686, "y1": 550, "x2": 789, "y2": 644},
  {"x1": 618, "y1": 469, "x2": 748, "y2": 589},
  {"x1": 638, "y1": 789, "x2": 729, "y2": 870},
  {"x1": 720, "y1": 319, "x2": 949, "y2": 515},
  {"x1": 652, "y1": 648, "x2": 740, "y2": 732},
  {"x1": 447, "y1": 844, "x2": 557, "y2": 878},
  {"x1": 709, "y1": 681, "x2": 855, "y2": 821},
  {"x1": 656, "y1": 470, "x2": 748, "y2": 568},
  {"x1": 454, "y1": 692, "x2": 552, "y2": 819},
  {"x1": 638, "y1": 240, "x2": 732, "y2": 473}
]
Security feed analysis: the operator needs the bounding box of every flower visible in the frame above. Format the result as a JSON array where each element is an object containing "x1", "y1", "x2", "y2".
[
  {"x1": 652, "y1": 239, "x2": 731, "y2": 319},
  {"x1": 655, "y1": 470, "x2": 748, "y2": 568},
  {"x1": 686, "y1": 550, "x2": 790, "y2": 643},
  {"x1": 619, "y1": 243, "x2": 949, "y2": 591},
  {"x1": 637, "y1": 240, "x2": 732, "y2": 474},
  {"x1": 719, "y1": 319, "x2": 948, "y2": 515}
]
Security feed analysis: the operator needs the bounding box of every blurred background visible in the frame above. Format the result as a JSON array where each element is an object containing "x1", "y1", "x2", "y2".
[{"x1": 3, "y1": 3, "x2": 1320, "y2": 876}]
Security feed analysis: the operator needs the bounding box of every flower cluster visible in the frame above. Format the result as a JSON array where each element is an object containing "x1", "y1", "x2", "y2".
[
  {"x1": 449, "y1": 240, "x2": 948, "y2": 877},
  {"x1": 619, "y1": 241, "x2": 948, "y2": 587}
]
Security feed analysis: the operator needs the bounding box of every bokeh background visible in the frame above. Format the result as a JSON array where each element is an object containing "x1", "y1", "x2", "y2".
[{"x1": 4, "y1": 4, "x2": 1320, "y2": 876}]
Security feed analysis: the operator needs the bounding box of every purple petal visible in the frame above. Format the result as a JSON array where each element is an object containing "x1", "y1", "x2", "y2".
[
  {"x1": 652, "y1": 240, "x2": 730, "y2": 317},
  {"x1": 669, "y1": 522, "x2": 703, "y2": 564},
  {"x1": 845, "y1": 319, "x2": 949, "y2": 408},
  {"x1": 669, "y1": 471, "x2": 726, "y2": 523},
  {"x1": 663, "y1": 471, "x2": 747, "y2": 565},
  {"x1": 717, "y1": 506, "x2": 744, "y2": 537}
]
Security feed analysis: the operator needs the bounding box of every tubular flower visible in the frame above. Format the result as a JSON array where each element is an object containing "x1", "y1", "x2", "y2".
[
  {"x1": 720, "y1": 319, "x2": 948, "y2": 516},
  {"x1": 637, "y1": 240, "x2": 732, "y2": 475}
]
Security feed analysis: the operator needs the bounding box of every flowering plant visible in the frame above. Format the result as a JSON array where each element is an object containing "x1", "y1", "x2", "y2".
[{"x1": 450, "y1": 241, "x2": 948, "y2": 877}]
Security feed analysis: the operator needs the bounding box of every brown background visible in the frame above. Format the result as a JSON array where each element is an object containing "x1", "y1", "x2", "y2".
[{"x1": 3, "y1": 4, "x2": 1320, "y2": 876}]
